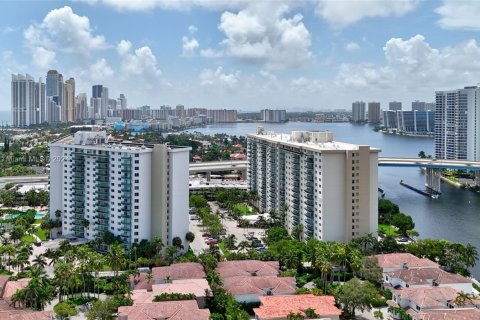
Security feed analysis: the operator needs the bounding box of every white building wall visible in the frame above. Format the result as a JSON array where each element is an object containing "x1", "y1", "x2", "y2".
[
  {"x1": 321, "y1": 153, "x2": 346, "y2": 242},
  {"x1": 168, "y1": 148, "x2": 190, "y2": 246},
  {"x1": 48, "y1": 146, "x2": 64, "y2": 220}
]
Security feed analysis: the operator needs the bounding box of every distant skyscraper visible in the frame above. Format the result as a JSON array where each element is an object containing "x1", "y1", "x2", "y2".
[
  {"x1": 47, "y1": 96, "x2": 60, "y2": 123},
  {"x1": 435, "y1": 86, "x2": 480, "y2": 161},
  {"x1": 389, "y1": 101, "x2": 402, "y2": 111},
  {"x1": 412, "y1": 100, "x2": 426, "y2": 112},
  {"x1": 35, "y1": 78, "x2": 46, "y2": 124},
  {"x1": 367, "y1": 102, "x2": 380, "y2": 123},
  {"x1": 92, "y1": 85, "x2": 103, "y2": 99},
  {"x1": 64, "y1": 78, "x2": 75, "y2": 122},
  {"x1": 261, "y1": 109, "x2": 287, "y2": 123},
  {"x1": 46, "y1": 70, "x2": 64, "y2": 112},
  {"x1": 118, "y1": 94, "x2": 127, "y2": 110},
  {"x1": 12, "y1": 74, "x2": 33, "y2": 127},
  {"x1": 352, "y1": 101, "x2": 366, "y2": 122},
  {"x1": 101, "y1": 87, "x2": 109, "y2": 118},
  {"x1": 90, "y1": 97, "x2": 102, "y2": 119},
  {"x1": 76, "y1": 93, "x2": 88, "y2": 120}
]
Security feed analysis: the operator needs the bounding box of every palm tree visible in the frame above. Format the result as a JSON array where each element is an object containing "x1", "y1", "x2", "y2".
[
  {"x1": 237, "y1": 240, "x2": 250, "y2": 253},
  {"x1": 107, "y1": 243, "x2": 125, "y2": 277},
  {"x1": 32, "y1": 254, "x2": 47, "y2": 268}
]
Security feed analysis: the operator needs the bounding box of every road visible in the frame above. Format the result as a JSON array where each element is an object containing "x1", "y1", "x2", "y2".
[{"x1": 0, "y1": 175, "x2": 49, "y2": 188}]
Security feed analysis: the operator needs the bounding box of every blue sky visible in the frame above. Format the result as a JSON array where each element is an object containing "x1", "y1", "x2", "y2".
[{"x1": 2, "y1": 0, "x2": 480, "y2": 111}]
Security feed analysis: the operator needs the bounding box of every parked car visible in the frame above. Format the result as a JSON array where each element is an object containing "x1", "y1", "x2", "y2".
[
  {"x1": 190, "y1": 215, "x2": 200, "y2": 220},
  {"x1": 257, "y1": 247, "x2": 266, "y2": 253},
  {"x1": 206, "y1": 239, "x2": 218, "y2": 245},
  {"x1": 202, "y1": 233, "x2": 211, "y2": 237}
]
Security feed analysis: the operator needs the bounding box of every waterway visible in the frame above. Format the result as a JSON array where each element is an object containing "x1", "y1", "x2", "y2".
[{"x1": 182, "y1": 122, "x2": 480, "y2": 277}]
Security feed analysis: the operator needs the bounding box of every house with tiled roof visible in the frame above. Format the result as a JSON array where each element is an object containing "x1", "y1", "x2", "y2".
[
  {"x1": 253, "y1": 294, "x2": 341, "y2": 320},
  {"x1": 131, "y1": 279, "x2": 211, "y2": 308},
  {"x1": 1, "y1": 279, "x2": 31, "y2": 303},
  {"x1": 0, "y1": 309, "x2": 53, "y2": 320},
  {"x1": 222, "y1": 276, "x2": 296, "y2": 303},
  {"x1": 385, "y1": 268, "x2": 472, "y2": 293},
  {"x1": 411, "y1": 308, "x2": 480, "y2": 320},
  {"x1": 216, "y1": 260, "x2": 280, "y2": 278},
  {"x1": 374, "y1": 253, "x2": 439, "y2": 275},
  {"x1": 130, "y1": 263, "x2": 206, "y2": 290},
  {"x1": 117, "y1": 300, "x2": 210, "y2": 320}
]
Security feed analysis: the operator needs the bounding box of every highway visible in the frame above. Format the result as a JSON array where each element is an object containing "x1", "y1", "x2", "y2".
[{"x1": 0, "y1": 175, "x2": 49, "y2": 189}]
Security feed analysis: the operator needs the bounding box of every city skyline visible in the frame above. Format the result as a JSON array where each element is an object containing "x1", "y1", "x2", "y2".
[{"x1": 2, "y1": 1, "x2": 480, "y2": 110}]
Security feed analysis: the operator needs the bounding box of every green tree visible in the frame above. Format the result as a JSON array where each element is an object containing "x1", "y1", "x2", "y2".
[
  {"x1": 374, "y1": 310, "x2": 384, "y2": 319},
  {"x1": 391, "y1": 213, "x2": 415, "y2": 236},
  {"x1": 336, "y1": 278, "x2": 378, "y2": 319},
  {"x1": 86, "y1": 298, "x2": 116, "y2": 320},
  {"x1": 358, "y1": 256, "x2": 382, "y2": 285},
  {"x1": 185, "y1": 231, "x2": 195, "y2": 243},
  {"x1": 54, "y1": 301, "x2": 78, "y2": 319},
  {"x1": 265, "y1": 226, "x2": 290, "y2": 245},
  {"x1": 418, "y1": 150, "x2": 426, "y2": 158},
  {"x1": 378, "y1": 199, "x2": 399, "y2": 224}
]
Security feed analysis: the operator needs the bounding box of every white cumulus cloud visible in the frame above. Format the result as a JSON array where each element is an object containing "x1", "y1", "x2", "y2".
[
  {"x1": 116, "y1": 40, "x2": 162, "y2": 85},
  {"x1": 345, "y1": 42, "x2": 360, "y2": 51},
  {"x1": 315, "y1": 0, "x2": 418, "y2": 29},
  {"x1": 200, "y1": 48, "x2": 224, "y2": 58},
  {"x1": 188, "y1": 25, "x2": 198, "y2": 33},
  {"x1": 200, "y1": 66, "x2": 240, "y2": 92},
  {"x1": 435, "y1": 0, "x2": 480, "y2": 30},
  {"x1": 87, "y1": 0, "x2": 252, "y2": 11},
  {"x1": 217, "y1": 2, "x2": 311, "y2": 69},
  {"x1": 182, "y1": 36, "x2": 199, "y2": 56}
]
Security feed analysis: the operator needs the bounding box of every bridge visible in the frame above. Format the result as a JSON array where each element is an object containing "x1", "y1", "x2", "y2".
[{"x1": 190, "y1": 158, "x2": 480, "y2": 196}]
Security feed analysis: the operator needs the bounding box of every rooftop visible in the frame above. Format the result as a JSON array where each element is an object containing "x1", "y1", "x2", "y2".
[
  {"x1": 132, "y1": 279, "x2": 210, "y2": 305},
  {"x1": 222, "y1": 276, "x2": 296, "y2": 296},
  {"x1": 387, "y1": 268, "x2": 471, "y2": 286},
  {"x1": 0, "y1": 310, "x2": 53, "y2": 320},
  {"x1": 117, "y1": 300, "x2": 210, "y2": 320},
  {"x1": 2, "y1": 279, "x2": 30, "y2": 299},
  {"x1": 394, "y1": 287, "x2": 460, "y2": 308},
  {"x1": 151, "y1": 263, "x2": 206, "y2": 281},
  {"x1": 248, "y1": 130, "x2": 380, "y2": 152},
  {"x1": 374, "y1": 253, "x2": 439, "y2": 270},
  {"x1": 254, "y1": 294, "x2": 341, "y2": 320},
  {"x1": 216, "y1": 260, "x2": 279, "y2": 278},
  {"x1": 411, "y1": 308, "x2": 480, "y2": 320}
]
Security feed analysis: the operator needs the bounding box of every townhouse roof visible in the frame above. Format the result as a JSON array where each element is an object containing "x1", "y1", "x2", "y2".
[
  {"x1": 0, "y1": 276, "x2": 10, "y2": 298},
  {"x1": 0, "y1": 310, "x2": 53, "y2": 320},
  {"x1": 254, "y1": 294, "x2": 341, "y2": 320},
  {"x1": 151, "y1": 263, "x2": 206, "y2": 281},
  {"x1": 394, "y1": 287, "x2": 459, "y2": 308},
  {"x1": 132, "y1": 279, "x2": 210, "y2": 305},
  {"x1": 216, "y1": 260, "x2": 279, "y2": 278},
  {"x1": 387, "y1": 268, "x2": 471, "y2": 286},
  {"x1": 374, "y1": 253, "x2": 438, "y2": 270},
  {"x1": 117, "y1": 301, "x2": 210, "y2": 320},
  {"x1": 222, "y1": 276, "x2": 296, "y2": 296},
  {"x1": 411, "y1": 308, "x2": 480, "y2": 320},
  {"x1": 2, "y1": 279, "x2": 30, "y2": 299}
]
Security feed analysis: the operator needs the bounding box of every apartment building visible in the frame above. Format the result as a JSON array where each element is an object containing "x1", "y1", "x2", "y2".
[
  {"x1": 435, "y1": 86, "x2": 480, "y2": 160},
  {"x1": 49, "y1": 131, "x2": 191, "y2": 247},
  {"x1": 367, "y1": 102, "x2": 381, "y2": 123},
  {"x1": 261, "y1": 109, "x2": 287, "y2": 123},
  {"x1": 247, "y1": 128, "x2": 379, "y2": 242},
  {"x1": 352, "y1": 101, "x2": 366, "y2": 122}
]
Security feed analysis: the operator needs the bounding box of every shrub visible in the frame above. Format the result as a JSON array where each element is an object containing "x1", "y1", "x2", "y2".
[
  {"x1": 153, "y1": 293, "x2": 196, "y2": 302},
  {"x1": 54, "y1": 301, "x2": 78, "y2": 318}
]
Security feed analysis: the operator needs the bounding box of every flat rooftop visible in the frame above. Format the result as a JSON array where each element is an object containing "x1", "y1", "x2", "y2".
[{"x1": 248, "y1": 130, "x2": 380, "y2": 152}]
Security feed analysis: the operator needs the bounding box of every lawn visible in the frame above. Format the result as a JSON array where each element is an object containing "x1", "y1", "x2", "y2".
[
  {"x1": 378, "y1": 224, "x2": 399, "y2": 237},
  {"x1": 21, "y1": 234, "x2": 36, "y2": 244},
  {"x1": 217, "y1": 242, "x2": 231, "y2": 259},
  {"x1": 234, "y1": 204, "x2": 251, "y2": 216},
  {"x1": 35, "y1": 227, "x2": 48, "y2": 241}
]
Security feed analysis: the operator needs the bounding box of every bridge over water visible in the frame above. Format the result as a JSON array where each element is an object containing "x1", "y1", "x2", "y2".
[{"x1": 189, "y1": 158, "x2": 480, "y2": 196}]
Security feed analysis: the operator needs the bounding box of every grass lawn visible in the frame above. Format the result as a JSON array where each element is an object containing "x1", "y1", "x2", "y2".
[
  {"x1": 21, "y1": 234, "x2": 36, "y2": 244},
  {"x1": 0, "y1": 269, "x2": 13, "y2": 275},
  {"x1": 217, "y1": 242, "x2": 231, "y2": 259},
  {"x1": 378, "y1": 224, "x2": 399, "y2": 237},
  {"x1": 35, "y1": 227, "x2": 48, "y2": 241},
  {"x1": 34, "y1": 218, "x2": 43, "y2": 224},
  {"x1": 234, "y1": 203, "x2": 251, "y2": 216}
]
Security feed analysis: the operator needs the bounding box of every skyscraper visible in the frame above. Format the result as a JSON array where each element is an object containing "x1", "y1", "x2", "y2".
[
  {"x1": 435, "y1": 86, "x2": 480, "y2": 161},
  {"x1": 92, "y1": 85, "x2": 103, "y2": 99},
  {"x1": 389, "y1": 101, "x2": 402, "y2": 111},
  {"x1": 412, "y1": 100, "x2": 426, "y2": 112},
  {"x1": 247, "y1": 129, "x2": 379, "y2": 242},
  {"x1": 76, "y1": 93, "x2": 88, "y2": 120},
  {"x1": 64, "y1": 78, "x2": 75, "y2": 122},
  {"x1": 101, "y1": 87, "x2": 109, "y2": 118},
  {"x1": 261, "y1": 109, "x2": 287, "y2": 123},
  {"x1": 35, "y1": 79, "x2": 46, "y2": 124},
  {"x1": 46, "y1": 70, "x2": 64, "y2": 111},
  {"x1": 367, "y1": 102, "x2": 381, "y2": 123},
  {"x1": 11, "y1": 74, "x2": 34, "y2": 127},
  {"x1": 118, "y1": 94, "x2": 127, "y2": 110},
  {"x1": 352, "y1": 101, "x2": 366, "y2": 122}
]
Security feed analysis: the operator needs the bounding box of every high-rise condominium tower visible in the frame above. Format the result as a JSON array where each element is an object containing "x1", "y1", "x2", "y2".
[
  {"x1": 49, "y1": 131, "x2": 191, "y2": 247},
  {"x1": 11, "y1": 74, "x2": 45, "y2": 127},
  {"x1": 46, "y1": 70, "x2": 64, "y2": 116},
  {"x1": 435, "y1": 86, "x2": 480, "y2": 161},
  {"x1": 389, "y1": 101, "x2": 402, "y2": 111},
  {"x1": 64, "y1": 78, "x2": 75, "y2": 122},
  {"x1": 247, "y1": 128, "x2": 379, "y2": 242},
  {"x1": 352, "y1": 101, "x2": 366, "y2": 122},
  {"x1": 367, "y1": 102, "x2": 381, "y2": 123}
]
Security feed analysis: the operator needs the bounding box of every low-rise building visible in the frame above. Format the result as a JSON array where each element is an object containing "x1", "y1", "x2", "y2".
[
  {"x1": 389, "y1": 287, "x2": 460, "y2": 313},
  {"x1": 385, "y1": 268, "x2": 472, "y2": 293},
  {"x1": 374, "y1": 253, "x2": 439, "y2": 275},
  {"x1": 117, "y1": 300, "x2": 210, "y2": 320},
  {"x1": 131, "y1": 263, "x2": 206, "y2": 290},
  {"x1": 411, "y1": 308, "x2": 480, "y2": 320},
  {"x1": 222, "y1": 275, "x2": 296, "y2": 303},
  {"x1": 254, "y1": 294, "x2": 341, "y2": 320},
  {"x1": 131, "y1": 279, "x2": 210, "y2": 309},
  {"x1": 216, "y1": 260, "x2": 279, "y2": 278}
]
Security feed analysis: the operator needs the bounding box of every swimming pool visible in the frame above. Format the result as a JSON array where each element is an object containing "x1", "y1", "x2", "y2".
[{"x1": 7, "y1": 212, "x2": 45, "y2": 219}]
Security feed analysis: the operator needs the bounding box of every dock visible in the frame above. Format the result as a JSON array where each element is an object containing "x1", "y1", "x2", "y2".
[{"x1": 400, "y1": 180, "x2": 439, "y2": 199}]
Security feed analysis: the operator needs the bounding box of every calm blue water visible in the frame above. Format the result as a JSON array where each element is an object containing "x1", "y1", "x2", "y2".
[{"x1": 183, "y1": 122, "x2": 480, "y2": 277}]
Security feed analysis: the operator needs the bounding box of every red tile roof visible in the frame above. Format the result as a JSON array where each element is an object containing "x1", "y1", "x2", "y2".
[
  {"x1": 413, "y1": 308, "x2": 480, "y2": 320},
  {"x1": 374, "y1": 253, "x2": 438, "y2": 270},
  {"x1": 151, "y1": 263, "x2": 206, "y2": 281},
  {"x1": 0, "y1": 310, "x2": 53, "y2": 320},
  {"x1": 387, "y1": 268, "x2": 471, "y2": 286},
  {"x1": 394, "y1": 287, "x2": 459, "y2": 308},
  {"x1": 132, "y1": 279, "x2": 211, "y2": 305},
  {"x1": 118, "y1": 300, "x2": 210, "y2": 320},
  {"x1": 0, "y1": 276, "x2": 10, "y2": 298},
  {"x1": 2, "y1": 279, "x2": 30, "y2": 299},
  {"x1": 216, "y1": 260, "x2": 279, "y2": 278},
  {"x1": 223, "y1": 276, "x2": 295, "y2": 296},
  {"x1": 254, "y1": 294, "x2": 341, "y2": 320}
]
